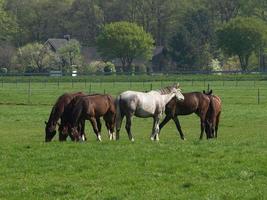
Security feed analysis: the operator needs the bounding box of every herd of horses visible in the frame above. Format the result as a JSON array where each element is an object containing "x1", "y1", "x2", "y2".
[{"x1": 45, "y1": 83, "x2": 222, "y2": 142}]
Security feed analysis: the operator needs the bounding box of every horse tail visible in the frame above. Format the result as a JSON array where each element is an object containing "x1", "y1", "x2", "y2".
[
  {"x1": 115, "y1": 95, "x2": 123, "y2": 133},
  {"x1": 207, "y1": 96, "x2": 216, "y2": 137}
]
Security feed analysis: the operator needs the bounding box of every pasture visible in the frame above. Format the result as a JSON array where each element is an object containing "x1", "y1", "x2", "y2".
[{"x1": 0, "y1": 75, "x2": 267, "y2": 199}]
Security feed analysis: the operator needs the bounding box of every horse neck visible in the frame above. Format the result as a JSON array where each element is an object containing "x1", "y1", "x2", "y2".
[
  {"x1": 71, "y1": 104, "x2": 83, "y2": 127},
  {"x1": 160, "y1": 93, "x2": 176, "y2": 106},
  {"x1": 47, "y1": 106, "x2": 58, "y2": 126}
]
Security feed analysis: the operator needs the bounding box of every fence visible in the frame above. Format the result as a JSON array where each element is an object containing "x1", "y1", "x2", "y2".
[{"x1": 0, "y1": 76, "x2": 266, "y2": 106}]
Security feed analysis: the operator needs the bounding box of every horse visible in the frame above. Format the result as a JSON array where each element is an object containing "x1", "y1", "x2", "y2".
[
  {"x1": 69, "y1": 94, "x2": 116, "y2": 141},
  {"x1": 115, "y1": 84, "x2": 184, "y2": 141},
  {"x1": 58, "y1": 95, "x2": 88, "y2": 141},
  {"x1": 44, "y1": 92, "x2": 85, "y2": 142},
  {"x1": 159, "y1": 91, "x2": 212, "y2": 140},
  {"x1": 203, "y1": 90, "x2": 222, "y2": 138}
]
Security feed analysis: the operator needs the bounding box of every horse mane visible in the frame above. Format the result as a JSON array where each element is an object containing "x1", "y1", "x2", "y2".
[
  {"x1": 157, "y1": 85, "x2": 176, "y2": 95},
  {"x1": 47, "y1": 92, "x2": 74, "y2": 125}
]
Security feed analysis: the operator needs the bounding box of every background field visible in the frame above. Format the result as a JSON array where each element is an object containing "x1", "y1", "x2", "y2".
[{"x1": 0, "y1": 75, "x2": 267, "y2": 199}]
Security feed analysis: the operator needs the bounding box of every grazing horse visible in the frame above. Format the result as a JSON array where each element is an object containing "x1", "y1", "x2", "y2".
[
  {"x1": 45, "y1": 92, "x2": 85, "y2": 142},
  {"x1": 203, "y1": 90, "x2": 222, "y2": 138},
  {"x1": 69, "y1": 94, "x2": 116, "y2": 141},
  {"x1": 115, "y1": 84, "x2": 184, "y2": 141},
  {"x1": 159, "y1": 92, "x2": 212, "y2": 140},
  {"x1": 58, "y1": 95, "x2": 87, "y2": 141}
]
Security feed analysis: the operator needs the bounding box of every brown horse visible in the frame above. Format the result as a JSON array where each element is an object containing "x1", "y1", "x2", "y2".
[
  {"x1": 58, "y1": 95, "x2": 87, "y2": 141},
  {"x1": 203, "y1": 90, "x2": 222, "y2": 138},
  {"x1": 159, "y1": 92, "x2": 211, "y2": 140},
  {"x1": 45, "y1": 92, "x2": 85, "y2": 142},
  {"x1": 69, "y1": 94, "x2": 116, "y2": 141}
]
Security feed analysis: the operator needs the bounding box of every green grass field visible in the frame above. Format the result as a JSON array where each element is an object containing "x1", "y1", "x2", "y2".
[{"x1": 0, "y1": 76, "x2": 267, "y2": 199}]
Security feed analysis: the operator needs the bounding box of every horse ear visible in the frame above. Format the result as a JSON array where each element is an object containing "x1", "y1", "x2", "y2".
[
  {"x1": 209, "y1": 90, "x2": 213, "y2": 95},
  {"x1": 173, "y1": 83, "x2": 179, "y2": 88},
  {"x1": 203, "y1": 90, "x2": 206, "y2": 94}
]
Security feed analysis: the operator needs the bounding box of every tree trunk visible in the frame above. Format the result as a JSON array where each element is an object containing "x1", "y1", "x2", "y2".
[
  {"x1": 120, "y1": 58, "x2": 126, "y2": 72},
  {"x1": 238, "y1": 54, "x2": 249, "y2": 72},
  {"x1": 126, "y1": 57, "x2": 133, "y2": 73}
]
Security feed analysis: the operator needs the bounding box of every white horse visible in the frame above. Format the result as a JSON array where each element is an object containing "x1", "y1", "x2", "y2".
[{"x1": 115, "y1": 84, "x2": 184, "y2": 141}]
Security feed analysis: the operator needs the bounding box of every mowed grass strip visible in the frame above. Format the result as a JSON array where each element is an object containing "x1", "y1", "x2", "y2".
[{"x1": 0, "y1": 80, "x2": 267, "y2": 199}]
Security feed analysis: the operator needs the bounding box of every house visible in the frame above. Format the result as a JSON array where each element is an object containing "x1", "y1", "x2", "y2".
[
  {"x1": 44, "y1": 36, "x2": 170, "y2": 72},
  {"x1": 152, "y1": 46, "x2": 167, "y2": 71},
  {"x1": 44, "y1": 38, "x2": 69, "y2": 53}
]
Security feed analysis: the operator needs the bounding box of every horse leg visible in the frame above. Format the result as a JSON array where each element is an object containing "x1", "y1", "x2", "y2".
[
  {"x1": 199, "y1": 116, "x2": 206, "y2": 140},
  {"x1": 116, "y1": 113, "x2": 125, "y2": 140},
  {"x1": 59, "y1": 132, "x2": 68, "y2": 141},
  {"x1": 215, "y1": 112, "x2": 221, "y2": 138},
  {"x1": 104, "y1": 114, "x2": 113, "y2": 140},
  {"x1": 159, "y1": 114, "x2": 172, "y2": 132},
  {"x1": 151, "y1": 116, "x2": 160, "y2": 141},
  {"x1": 80, "y1": 119, "x2": 87, "y2": 141},
  {"x1": 173, "y1": 116, "x2": 186, "y2": 140},
  {"x1": 154, "y1": 114, "x2": 172, "y2": 140},
  {"x1": 125, "y1": 115, "x2": 134, "y2": 142},
  {"x1": 96, "y1": 117, "x2": 102, "y2": 134},
  {"x1": 89, "y1": 117, "x2": 102, "y2": 141},
  {"x1": 109, "y1": 113, "x2": 116, "y2": 140}
]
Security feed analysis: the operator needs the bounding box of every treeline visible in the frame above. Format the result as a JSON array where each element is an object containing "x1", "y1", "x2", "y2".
[{"x1": 0, "y1": 0, "x2": 267, "y2": 73}]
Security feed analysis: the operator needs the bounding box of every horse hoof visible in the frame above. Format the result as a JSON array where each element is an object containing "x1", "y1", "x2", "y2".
[
  {"x1": 131, "y1": 138, "x2": 135, "y2": 142},
  {"x1": 97, "y1": 136, "x2": 102, "y2": 142}
]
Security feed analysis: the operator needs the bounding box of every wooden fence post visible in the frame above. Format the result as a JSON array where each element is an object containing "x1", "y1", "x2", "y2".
[
  {"x1": 258, "y1": 88, "x2": 260, "y2": 104},
  {"x1": 28, "y1": 78, "x2": 31, "y2": 104}
]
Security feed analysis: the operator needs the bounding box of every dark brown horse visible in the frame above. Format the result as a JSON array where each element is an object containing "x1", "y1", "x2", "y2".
[
  {"x1": 159, "y1": 92, "x2": 211, "y2": 140},
  {"x1": 58, "y1": 95, "x2": 87, "y2": 141},
  {"x1": 69, "y1": 94, "x2": 116, "y2": 141},
  {"x1": 45, "y1": 92, "x2": 85, "y2": 142},
  {"x1": 203, "y1": 90, "x2": 222, "y2": 138}
]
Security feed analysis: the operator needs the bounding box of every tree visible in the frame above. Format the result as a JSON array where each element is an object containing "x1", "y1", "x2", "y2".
[
  {"x1": 67, "y1": 0, "x2": 104, "y2": 45},
  {"x1": 0, "y1": 43, "x2": 16, "y2": 69},
  {"x1": 169, "y1": 8, "x2": 215, "y2": 70},
  {"x1": 14, "y1": 42, "x2": 58, "y2": 72},
  {"x1": 209, "y1": 0, "x2": 240, "y2": 23},
  {"x1": 5, "y1": 0, "x2": 73, "y2": 44},
  {"x1": 0, "y1": 0, "x2": 17, "y2": 43},
  {"x1": 217, "y1": 17, "x2": 267, "y2": 71},
  {"x1": 96, "y1": 21, "x2": 154, "y2": 70},
  {"x1": 58, "y1": 39, "x2": 82, "y2": 72}
]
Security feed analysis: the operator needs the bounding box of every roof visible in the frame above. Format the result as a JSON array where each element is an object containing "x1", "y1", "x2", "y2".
[
  {"x1": 153, "y1": 46, "x2": 164, "y2": 56},
  {"x1": 44, "y1": 39, "x2": 69, "y2": 51}
]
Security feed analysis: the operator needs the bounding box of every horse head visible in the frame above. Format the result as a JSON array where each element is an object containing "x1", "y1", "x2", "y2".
[
  {"x1": 171, "y1": 83, "x2": 184, "y2": 101},
  {"x1": 45, "y1": 121, "x2": 57, "y2": 142}
]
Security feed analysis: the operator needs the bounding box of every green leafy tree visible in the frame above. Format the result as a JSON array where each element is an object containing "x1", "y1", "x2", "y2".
[
  {"x1": 169, "y1": 8, "x2": 215, "y2": 70},
  {"x1": 5, "y1": 0, "x2": 73, "y2": 44},
  {"x1": 96, "y1": 21, "x2": 154, "y2": 70},
  {"x1": 58, "y1": 39, "x2": 82, "y2": 71},
  {"x1": 217, "y1": 17, "x2": 267, "y2": 71},
  {"x1": 67, "y1": 0, "x2": 104, "y2": 45},
  {"x1": 14, "y1": 42, "x2": 58, "y2": 72},
  {"x1": 0, "y1": 0, "x2": 17, "y2": 43},
  {"x1": 208, "y1": 0, "x2": 240, "y2": 23}
]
